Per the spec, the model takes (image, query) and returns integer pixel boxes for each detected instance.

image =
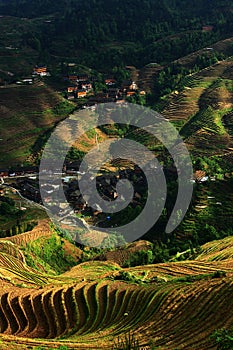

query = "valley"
[0,1,233,349]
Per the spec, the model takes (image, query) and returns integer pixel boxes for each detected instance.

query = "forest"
[0,0,232,69]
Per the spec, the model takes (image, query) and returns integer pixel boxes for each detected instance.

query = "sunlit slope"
[161,60,233,160]
[0,233,233,349]
[1,277,233,349]
[196,235,233,262]
[0,85,75,167]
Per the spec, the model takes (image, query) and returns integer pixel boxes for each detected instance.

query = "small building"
[68,75,78,82]
[202,25,214,32]
[81,82,93,91]
[105,78,116,86]
[122,80,138,92]
[67,85,77,93]
[77,74,89,82]
[0,169,9,177]
[130,81,138,90]
[33,65,47,77]
[88,94,115,104]
[194,170,207,183]
[67,94,75,100]
[126,90,136,97]
[107,87,120,99]
[139,90,146,95]
[22,78,33,84]
[76,89,87,98]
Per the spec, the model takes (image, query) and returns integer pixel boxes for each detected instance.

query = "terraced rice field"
[159,60,233,160]
[162,75,214,124]
[1,220,53,247]
[0,233,233,349]
[0,85,75,167]
[196,236,233,261]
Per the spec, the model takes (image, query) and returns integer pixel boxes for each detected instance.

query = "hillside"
[195,235,233,262]
[0,230,232,348]
[0,84,75,167]
[161,59,233,160]
[0,0,232,71]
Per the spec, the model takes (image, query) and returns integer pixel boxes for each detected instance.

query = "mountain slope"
[0,231,233,348]
[0,84,75,167]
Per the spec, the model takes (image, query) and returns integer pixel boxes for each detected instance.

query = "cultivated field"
[0,225,233,349]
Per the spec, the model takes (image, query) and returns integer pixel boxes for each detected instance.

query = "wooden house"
[33,66,47,76]
[194,170,207,182]
[68,75,78,82]
[77,89,87,98]
[67,85,77,93]
[122,80,138,92]
[0,169,9,177]
[107,87,120,99]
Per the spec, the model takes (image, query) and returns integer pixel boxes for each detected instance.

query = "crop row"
[0,275,233,349]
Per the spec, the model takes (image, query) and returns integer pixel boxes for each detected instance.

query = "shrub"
[212,270,227,278]
[123,249,154,267]
[211,328,233,349]
[114,271,142,284]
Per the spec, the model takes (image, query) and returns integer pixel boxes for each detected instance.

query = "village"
[0,156,216,231]
[12,63,147,103]
[0,161,149,225]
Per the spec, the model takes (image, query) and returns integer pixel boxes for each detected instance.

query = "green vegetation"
[0,193,41,237]
[0,2,232,350]
[0,196,21,216]
[211,328,233,349]
[123,250,154,267]
[0,0,232,72]
[23,234,77,274]
[181,106,226,139]
[113,271,143,285]
[175,270,226,283]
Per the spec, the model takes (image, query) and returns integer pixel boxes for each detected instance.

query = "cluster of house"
[193,170,216,183]
[65,73,146,103]
[65,73,93,99]
[15,62,146,103]
[0,166,38,178]
[16,65,50,85]
[33,65,50,77]
[60,165,146,221]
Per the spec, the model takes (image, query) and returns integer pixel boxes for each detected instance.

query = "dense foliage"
[0,0,232,69]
